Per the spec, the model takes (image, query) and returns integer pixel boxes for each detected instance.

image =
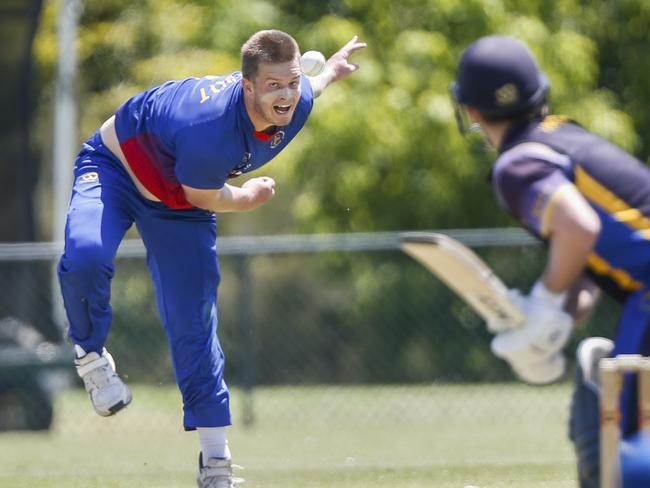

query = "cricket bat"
[400,232,524,332]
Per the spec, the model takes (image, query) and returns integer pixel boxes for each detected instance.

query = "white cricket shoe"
[74,347,132,416]
[197,454,244,488]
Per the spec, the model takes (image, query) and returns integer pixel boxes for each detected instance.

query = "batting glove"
[491,280,573,384]
[508,351,567,385]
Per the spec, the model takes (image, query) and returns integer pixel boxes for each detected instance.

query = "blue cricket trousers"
[612,288,650,437]
[58,131,231,430]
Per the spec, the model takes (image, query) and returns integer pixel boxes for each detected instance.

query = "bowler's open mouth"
[273,104,291,115]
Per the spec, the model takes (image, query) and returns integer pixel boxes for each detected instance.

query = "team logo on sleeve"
[539,115,568,133]
[270,131,285,149]
[80,172,99,183]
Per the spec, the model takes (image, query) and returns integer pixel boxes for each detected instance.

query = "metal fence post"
[52,0,82,335]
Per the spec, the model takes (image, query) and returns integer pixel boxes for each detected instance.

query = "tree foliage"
[30,0,648,382]
[33,0,648,237]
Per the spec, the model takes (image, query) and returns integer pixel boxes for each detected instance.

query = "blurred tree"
[0,0,42,242]
[585,1,650,154]
[0,0,49,341]
[32,0,645,237]
[27,0,648,383]
[288,0,639,234]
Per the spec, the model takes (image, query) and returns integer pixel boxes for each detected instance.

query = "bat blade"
[400,232,524,332]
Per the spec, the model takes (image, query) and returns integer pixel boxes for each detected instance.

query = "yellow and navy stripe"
[498,116,650,297]
[575,165,646,292]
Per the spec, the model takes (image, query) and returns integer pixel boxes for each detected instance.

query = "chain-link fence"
[0,229,621,432]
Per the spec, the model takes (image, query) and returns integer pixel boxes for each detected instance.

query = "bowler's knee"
[58,244,115,286]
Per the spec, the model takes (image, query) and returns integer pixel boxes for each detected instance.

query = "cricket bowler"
[57,30,365,487]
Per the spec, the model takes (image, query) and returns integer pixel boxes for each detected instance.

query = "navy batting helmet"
[451,35,549,119]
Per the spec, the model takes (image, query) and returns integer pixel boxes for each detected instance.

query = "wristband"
[531,280,566,307]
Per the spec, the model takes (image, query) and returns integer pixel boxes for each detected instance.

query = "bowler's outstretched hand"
[310,36,366,97]
[326,35,367,82]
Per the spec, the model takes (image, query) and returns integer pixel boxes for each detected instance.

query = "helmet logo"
[494,83,519,106]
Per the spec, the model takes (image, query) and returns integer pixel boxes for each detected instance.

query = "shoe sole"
[94,388,133,417]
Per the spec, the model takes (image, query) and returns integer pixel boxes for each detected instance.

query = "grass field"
[0,383,578,487]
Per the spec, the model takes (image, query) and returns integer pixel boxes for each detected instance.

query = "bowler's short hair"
[241,30,300,80]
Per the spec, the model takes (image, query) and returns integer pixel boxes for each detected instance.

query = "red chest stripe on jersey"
[254,130,275,141]
[120,138,193,209]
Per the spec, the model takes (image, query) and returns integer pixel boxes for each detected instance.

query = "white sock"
[198,426,230,461]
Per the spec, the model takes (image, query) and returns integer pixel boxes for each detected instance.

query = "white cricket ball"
[300,50,326,76]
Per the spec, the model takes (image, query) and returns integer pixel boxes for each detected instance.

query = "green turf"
[0,383,578,487]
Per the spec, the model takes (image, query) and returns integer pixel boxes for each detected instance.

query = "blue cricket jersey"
[492,115,650,300]
[113,71,314,209]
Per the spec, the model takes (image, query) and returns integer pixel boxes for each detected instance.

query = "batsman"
[451,35,650,486]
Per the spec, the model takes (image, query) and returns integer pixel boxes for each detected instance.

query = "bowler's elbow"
[182,185,219,211]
